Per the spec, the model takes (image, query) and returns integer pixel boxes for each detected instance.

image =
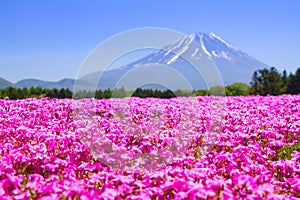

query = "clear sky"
[1,0,299,83]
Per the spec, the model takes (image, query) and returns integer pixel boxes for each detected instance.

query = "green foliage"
[132,88,176,98]
[0,87,72,99]
[277,135,300,160]
[250,67,283,95]
[112,87,127,98]
[225,82,250,96]
[0,87,191,99]
[210,85,226,96]
[194,89,210,96]
[287,68,300,94]
[250,67,300,95]
[174,90,193,97]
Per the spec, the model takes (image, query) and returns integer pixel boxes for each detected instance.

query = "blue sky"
[0,0,299,83]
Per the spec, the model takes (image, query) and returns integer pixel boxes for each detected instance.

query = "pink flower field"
[0,95,300,199]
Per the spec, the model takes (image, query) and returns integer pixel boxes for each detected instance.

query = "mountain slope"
[13,32,268,90]
[0,77,14,89]
[15,78,93,90]
[81,32,268,90]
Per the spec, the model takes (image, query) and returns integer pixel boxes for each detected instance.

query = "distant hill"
[15,78,93,91]
[3,32,269,91]
[0,77,14,89]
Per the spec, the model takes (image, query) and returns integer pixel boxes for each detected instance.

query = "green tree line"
[0,87,195,99]
[250,67,300,95]
[0,87,73,99]
[0,66,299,99]
[0,85,248,99]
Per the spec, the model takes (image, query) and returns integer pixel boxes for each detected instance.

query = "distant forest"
[250,67,300,95]
[1,66,299,99]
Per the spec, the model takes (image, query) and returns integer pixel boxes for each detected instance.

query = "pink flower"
[1,176,18,196]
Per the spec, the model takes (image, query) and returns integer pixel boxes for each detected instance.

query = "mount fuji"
[12,32,269,91]
[81,32,268,90]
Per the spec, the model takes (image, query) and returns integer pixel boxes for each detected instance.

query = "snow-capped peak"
[186,32,237,51]
[199,34,212,57]
[85,31,269,88]
[208,32,237,50]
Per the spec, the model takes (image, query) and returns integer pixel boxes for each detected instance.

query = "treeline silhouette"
[0,87,182,99]
[0,87,73,99]
[0,84,249,99]
[250,67,300,95]
[74,88,180,99]
[0,66,299,99]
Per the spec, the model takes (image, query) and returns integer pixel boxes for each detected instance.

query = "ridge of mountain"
[3,32,269,90]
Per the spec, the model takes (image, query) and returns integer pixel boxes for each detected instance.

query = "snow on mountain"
[13,32,268,91]
[81,32,269,90]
